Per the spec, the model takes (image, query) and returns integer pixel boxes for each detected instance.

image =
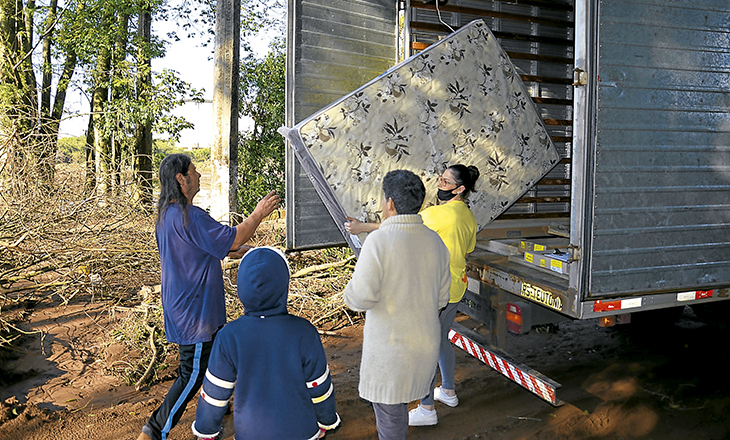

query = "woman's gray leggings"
[420,301,459,406]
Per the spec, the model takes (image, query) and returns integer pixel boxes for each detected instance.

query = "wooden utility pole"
[133,8,153,207]
[211,0,240,224]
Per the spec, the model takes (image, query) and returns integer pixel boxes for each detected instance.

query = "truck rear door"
[577,0,730,303]
[285,0,397,251]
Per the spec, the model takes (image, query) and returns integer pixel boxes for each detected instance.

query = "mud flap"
[450,322,563,406]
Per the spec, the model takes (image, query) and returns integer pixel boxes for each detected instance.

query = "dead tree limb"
[135,323,158,391]
[291,255,356,279]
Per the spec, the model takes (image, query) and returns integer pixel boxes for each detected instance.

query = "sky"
[58,14,276,150]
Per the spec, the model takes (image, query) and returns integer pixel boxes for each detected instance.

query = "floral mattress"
[279,19,560,253]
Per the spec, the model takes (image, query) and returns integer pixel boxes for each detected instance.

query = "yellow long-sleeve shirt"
[420,200,477,303]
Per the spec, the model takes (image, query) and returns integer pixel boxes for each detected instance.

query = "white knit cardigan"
[344,214,451,404]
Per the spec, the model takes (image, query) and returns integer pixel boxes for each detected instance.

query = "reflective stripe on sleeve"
[318,412,342,430]
[191,421,220,438]
[306,366,330,389]
[311,383,334,404]
[200,390,229,408]
[205,370,235,389]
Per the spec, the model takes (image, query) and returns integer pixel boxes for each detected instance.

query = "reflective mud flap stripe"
[449,322,563,407]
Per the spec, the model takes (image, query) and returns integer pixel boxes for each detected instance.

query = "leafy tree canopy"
[237,36,285,215]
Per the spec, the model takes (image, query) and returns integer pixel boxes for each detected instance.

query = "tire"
[691,302,730,328]
[630,306,685,328]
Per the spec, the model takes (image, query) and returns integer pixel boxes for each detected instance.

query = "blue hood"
[237,247,290,317]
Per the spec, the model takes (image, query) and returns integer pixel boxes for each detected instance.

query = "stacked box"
[523,249,570,275]
[518,238,568,253]
[519,240,549,253]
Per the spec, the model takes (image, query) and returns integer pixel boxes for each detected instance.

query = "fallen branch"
[69,398,93,413]
[507,415,542,421]
[1,319,45,337]
[0,232,28,249]
[318,330,346,337]
[135,323,158,391]
[0,259,56,282]
[311,303,347,326]
[0,334,22,348]
[1,280,70,297]
[291,255,356,279]
[0,162,160,321]
[0,319,46,352]
[222,259,240,270]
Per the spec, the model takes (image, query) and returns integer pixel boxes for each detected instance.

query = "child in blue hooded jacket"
[191,246,341,439]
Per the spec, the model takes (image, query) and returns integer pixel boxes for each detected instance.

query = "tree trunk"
[92,40,112,198]
[39,0,55,119]
[49,51,78,145]
[110,12,129,194]
[0,0,15,106]
[37,0,58,184]
[19,0,37,117]
[84,93,95,194]
[0,0,39,188]
[132,4,153,208]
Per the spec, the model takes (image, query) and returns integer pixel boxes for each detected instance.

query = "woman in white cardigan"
[344,170,451,440]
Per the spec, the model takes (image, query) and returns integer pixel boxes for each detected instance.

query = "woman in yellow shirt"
[345,164,480,427]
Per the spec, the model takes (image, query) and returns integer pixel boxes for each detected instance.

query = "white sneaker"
[434,386,459,407]
[408,405,438,426]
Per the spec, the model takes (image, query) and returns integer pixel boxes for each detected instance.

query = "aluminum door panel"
[588,0,730,296]
[286,0,397,251]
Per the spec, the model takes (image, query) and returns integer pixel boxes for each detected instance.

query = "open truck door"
[284,0,398,251]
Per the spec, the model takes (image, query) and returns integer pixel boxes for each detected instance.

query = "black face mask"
[437,188,458,201]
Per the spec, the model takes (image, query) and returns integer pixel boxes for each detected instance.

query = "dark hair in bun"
[448,164,480,198]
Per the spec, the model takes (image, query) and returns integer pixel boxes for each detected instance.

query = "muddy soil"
[2,296,730,440]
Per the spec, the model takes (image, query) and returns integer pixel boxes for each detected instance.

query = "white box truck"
[284,0,730,405]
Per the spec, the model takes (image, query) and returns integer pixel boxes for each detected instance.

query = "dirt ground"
[2,294,730,440]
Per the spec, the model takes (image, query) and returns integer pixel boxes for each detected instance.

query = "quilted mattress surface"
[279,19,560,252]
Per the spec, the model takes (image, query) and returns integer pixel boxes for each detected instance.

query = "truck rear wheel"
[630,306,685,328]
[691,302,730,328]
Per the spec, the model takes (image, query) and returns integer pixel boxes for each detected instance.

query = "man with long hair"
[138,153,280,440]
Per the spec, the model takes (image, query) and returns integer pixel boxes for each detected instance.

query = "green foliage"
[0,0,206,192]
[151,140,210,171]
[236,38,285,215]
[56,136,210,168]
[188,148,211,163]
[154,139,177,153]
[161,0,285,52]
[102,68,204,145]
[57,136,87,163]
[151,70,205,141]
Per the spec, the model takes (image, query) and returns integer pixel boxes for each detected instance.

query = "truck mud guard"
[450,322,562,407]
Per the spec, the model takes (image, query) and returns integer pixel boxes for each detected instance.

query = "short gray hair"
[382,170,425,215]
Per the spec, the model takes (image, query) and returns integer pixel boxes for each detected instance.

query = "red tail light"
[507,303,525,334]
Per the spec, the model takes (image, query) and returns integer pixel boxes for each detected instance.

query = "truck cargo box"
[286,0,730,320]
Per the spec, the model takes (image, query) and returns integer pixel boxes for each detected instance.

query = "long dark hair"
[156,154,192,227]
[448,164,480,199]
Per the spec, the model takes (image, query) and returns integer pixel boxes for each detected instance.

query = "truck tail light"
[598,314,631,327]
[507,302,530,334]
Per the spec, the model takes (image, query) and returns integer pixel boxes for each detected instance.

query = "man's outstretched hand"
[253,191,281,220]
[231,191,282,251]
